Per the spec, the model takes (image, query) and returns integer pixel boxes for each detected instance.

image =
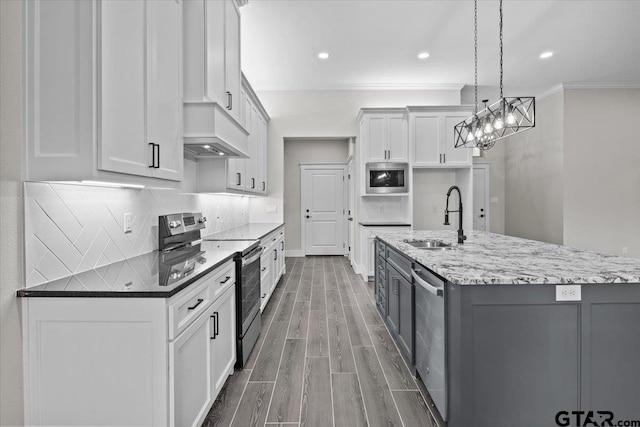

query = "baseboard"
[285,250,305,257]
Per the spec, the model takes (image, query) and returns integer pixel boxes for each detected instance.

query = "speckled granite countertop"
[374,230,640,285]
[17,241,257,298]
[203,223,284,241]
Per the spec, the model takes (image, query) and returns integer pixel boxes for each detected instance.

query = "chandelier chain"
[499,0,503,99]
[474,0,478,114]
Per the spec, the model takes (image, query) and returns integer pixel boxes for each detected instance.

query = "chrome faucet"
[444,185,467,244]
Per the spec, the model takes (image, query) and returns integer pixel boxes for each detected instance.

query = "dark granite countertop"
[17,240,257,298]
[202,223,284,241]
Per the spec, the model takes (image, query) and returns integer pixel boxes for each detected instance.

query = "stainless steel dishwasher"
[412,267,447,421]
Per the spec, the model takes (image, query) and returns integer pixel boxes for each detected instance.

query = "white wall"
[412,170,458,230]
[0,1,25,424]
[505,90,565,244]
[563,88,640,257]
[283,139,349,252]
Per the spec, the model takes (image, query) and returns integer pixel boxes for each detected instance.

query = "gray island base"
[373,230,640,427]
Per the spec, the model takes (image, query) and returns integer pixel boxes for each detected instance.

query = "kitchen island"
[373,230,640,427]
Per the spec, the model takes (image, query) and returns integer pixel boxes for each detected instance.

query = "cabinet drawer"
[212,260,236,299]
[387,246,412,281]
[168,277,213,340]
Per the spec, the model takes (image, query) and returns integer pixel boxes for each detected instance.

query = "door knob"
[480,214,485,218]
[306,215,311,219]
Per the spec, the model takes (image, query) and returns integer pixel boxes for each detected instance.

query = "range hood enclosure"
[183,102,249,158]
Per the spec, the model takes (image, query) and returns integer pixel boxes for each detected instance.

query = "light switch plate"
[123,213,133,233]
[556,284,581,301]
[267,205,277,214]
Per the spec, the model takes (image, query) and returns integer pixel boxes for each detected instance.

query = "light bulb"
[506,113,516,125]
[484,121,493,134]
[494,116,504,130]
[467,132,475,142]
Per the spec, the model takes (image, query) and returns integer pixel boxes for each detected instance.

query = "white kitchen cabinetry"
[359,110,408,163]
[183,0,248,159]
[22,261,237,427]
[194,75,269,195]
[25,0,183,185]
[259,227,285,311]
[360,225,412,280]
[408,107,473,167]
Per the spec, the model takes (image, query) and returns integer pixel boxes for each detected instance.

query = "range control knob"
[169,220,182,229]
[198,216,207,223]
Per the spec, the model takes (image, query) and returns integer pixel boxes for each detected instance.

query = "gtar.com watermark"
[556,411,640,427]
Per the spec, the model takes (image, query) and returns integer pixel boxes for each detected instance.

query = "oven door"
[366,162,408,194]
[240,247,262,335]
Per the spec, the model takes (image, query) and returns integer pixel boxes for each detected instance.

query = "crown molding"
[562,82,640,90]
[252,82,465,92]
[537,84,565,100]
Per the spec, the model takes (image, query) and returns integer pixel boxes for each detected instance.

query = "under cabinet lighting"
[80,180,145,189]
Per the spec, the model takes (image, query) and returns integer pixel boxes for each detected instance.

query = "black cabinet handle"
[236,173,241,186]
[262,181,265,191]
[281,241,284,250]
[226,91,232,110]
[149,143,155,168]
[221,276,231,284]
[274,249,277,260]
[188,298,204,310]
[261,267,266,272]
[214,312,219,337]
[251,178,255,189]
[148,143,159,168]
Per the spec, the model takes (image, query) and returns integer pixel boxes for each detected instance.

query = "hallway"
[201,256,438,427]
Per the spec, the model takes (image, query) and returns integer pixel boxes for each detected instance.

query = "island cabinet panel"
[581,285,640,420]
[447,283,640,427]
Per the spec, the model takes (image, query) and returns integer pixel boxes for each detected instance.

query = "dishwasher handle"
[412,269,444,297]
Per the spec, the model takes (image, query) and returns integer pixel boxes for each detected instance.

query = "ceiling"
[240,0,640,94]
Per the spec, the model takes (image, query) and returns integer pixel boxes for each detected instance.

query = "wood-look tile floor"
[202,256,442,427]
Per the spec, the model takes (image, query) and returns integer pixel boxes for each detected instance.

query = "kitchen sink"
[403,239,456,250]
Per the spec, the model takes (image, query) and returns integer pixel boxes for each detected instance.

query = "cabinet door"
[411,113,441,166]
[397,273,414,361]
[99,0,150,177]
[170,307,212,427]
[224,0,241,122]
[387,114,408,162]
[386,265,400,336]
[210,286,236,398]
[365,115,387,162]
[442,113,472,166]
[260,255,271,311]
[258,115,268,193]
[205,0,226,104]
[246,104,260,192]
[148,0,183,181]
[271,247,280,290]
[227,157,246,190]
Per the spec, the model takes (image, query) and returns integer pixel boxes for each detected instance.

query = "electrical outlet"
[267,205,277,214]
[123,213,133,234]
[556,285,581,301]
[378,205,384,212]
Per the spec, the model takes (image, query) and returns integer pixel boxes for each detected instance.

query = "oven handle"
[242,246,263,266]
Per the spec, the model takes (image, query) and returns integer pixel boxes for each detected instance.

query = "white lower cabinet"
[259,227,285,311]
[22,261,237,427]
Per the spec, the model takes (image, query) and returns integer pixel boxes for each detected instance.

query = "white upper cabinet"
[25,0,184,185]
[360,111,408,163]
[409,107,473,167]
[224,1,242,122]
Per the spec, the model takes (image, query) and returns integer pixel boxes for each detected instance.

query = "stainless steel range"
[159,213,262,369]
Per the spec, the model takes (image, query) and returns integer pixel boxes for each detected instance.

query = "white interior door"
[302,166,346,255]
[472,166,489,231]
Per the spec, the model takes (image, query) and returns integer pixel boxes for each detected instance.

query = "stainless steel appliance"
[230,243,262,368]
[365,162,409,194]
[412,267,447,421]
[159,213,262,369]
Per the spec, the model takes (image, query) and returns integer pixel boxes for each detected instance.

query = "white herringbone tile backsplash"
[24,182,250,287]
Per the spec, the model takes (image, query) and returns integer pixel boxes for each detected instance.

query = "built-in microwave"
[366,162,409,194]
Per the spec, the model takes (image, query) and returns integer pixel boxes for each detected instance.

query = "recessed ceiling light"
[417,52,430,59]
[540,51,553,59]
[318,52,329,59]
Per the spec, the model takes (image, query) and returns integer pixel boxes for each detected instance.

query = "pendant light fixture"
[454,0,535,150]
